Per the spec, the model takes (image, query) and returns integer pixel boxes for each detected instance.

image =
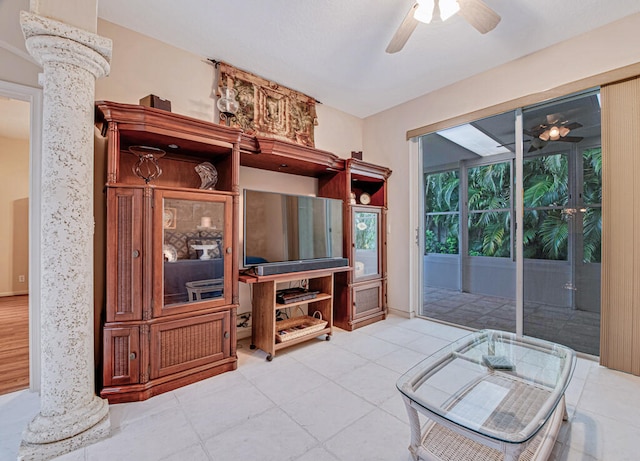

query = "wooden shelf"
[275,292,332,309]
[273,327,332,352]
[239,266,350,284]
[241,270,338,361]
[240,136,345,178]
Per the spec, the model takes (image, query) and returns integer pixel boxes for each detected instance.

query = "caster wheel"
[326,335,331,341]
[266,354,273,362]
[249,344,256,350]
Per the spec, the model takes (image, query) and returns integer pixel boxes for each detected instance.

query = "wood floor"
[0,295,29,395]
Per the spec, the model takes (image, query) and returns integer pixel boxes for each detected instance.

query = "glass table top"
[396,329,576,444]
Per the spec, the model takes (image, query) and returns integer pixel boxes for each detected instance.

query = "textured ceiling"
[97,0,640,118]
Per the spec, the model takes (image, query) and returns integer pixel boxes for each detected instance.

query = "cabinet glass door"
[156,190,232,316]
[353,207,381,281]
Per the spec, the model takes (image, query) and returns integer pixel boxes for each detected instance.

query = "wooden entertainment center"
[95,101,390,401]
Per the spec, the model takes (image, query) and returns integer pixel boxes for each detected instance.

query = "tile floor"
[1,316,639,461]
[423,287,601,356]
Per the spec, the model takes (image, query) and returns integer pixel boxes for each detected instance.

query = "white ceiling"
[1,0,639,140]
[96,0,640,118]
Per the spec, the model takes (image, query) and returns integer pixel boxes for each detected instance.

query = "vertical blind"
[601,76,640,376]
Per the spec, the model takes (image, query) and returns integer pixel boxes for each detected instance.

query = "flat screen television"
[243,189,346,275]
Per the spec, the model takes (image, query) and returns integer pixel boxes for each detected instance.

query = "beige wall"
[29,0,98,33]
[95,20,364,159]
[0,136,30,296]
[0,0,40,87]
[363,12,640,315]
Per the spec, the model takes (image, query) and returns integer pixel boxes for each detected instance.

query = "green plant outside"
[424,148,602,262]
[467,162,511,257]
[425,171,459,254]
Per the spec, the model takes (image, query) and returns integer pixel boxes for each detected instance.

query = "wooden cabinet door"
[106,187,144,322]
[352,206,383,282]
[103,326,140,386]
[153,190,234,317]
[352,280,383,320]
[149,311,231,379]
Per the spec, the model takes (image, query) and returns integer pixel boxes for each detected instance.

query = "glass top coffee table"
[396,329,576,461]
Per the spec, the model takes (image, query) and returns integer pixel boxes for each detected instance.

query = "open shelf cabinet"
[240,267,349,360]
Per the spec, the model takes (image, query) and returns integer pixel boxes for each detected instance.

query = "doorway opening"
[0,80,42,394]
[0,95,30,394]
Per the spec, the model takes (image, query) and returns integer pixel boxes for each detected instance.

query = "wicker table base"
[402,394,567,461]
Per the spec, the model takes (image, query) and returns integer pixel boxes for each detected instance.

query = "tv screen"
[243,189,344,269]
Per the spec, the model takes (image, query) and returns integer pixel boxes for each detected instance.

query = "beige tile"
[85,407,200,461]
[249,360,330,406]
[335,361,401,406]
[292,343,369,380]
[375,346,426,374]
[280,381,374,442]
[159,443,210,461]
[324,408,414,461]
[203,407,316,461]
[295,446,340,461]
[337,332,401,360]
[178,375,274,440]
[2,317,639,461]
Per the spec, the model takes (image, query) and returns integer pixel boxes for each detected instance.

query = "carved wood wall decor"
[217,62,318,147]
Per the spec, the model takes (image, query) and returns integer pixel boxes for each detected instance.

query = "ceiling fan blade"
[563,122,582,131]
[523,128,542,138]
[386,2,420,53]
[457,0,501,34]
[558,136,584,143]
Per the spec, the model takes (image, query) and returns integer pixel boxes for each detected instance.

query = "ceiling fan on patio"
[524,115,583,151]
[386,0,501,53]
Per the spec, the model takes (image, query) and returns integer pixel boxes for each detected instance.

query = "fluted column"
[19,11,112,461]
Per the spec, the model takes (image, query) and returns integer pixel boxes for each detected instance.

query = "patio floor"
[422,287,601,356]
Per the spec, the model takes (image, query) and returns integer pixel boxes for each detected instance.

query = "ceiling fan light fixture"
[414,0,435,24]
[439,0,460,21]
[549,126,561,141]
[559,126,571,137]
[539,130,551,142]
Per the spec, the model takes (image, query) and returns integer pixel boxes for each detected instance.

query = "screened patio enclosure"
[421,90,602,356]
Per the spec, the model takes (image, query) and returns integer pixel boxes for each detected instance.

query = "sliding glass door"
[522,92,601,355]
[422,110,517,332]
[420,89,601,356]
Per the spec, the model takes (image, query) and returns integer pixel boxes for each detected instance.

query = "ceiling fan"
[386,0,501,53]
[524,115,583,151]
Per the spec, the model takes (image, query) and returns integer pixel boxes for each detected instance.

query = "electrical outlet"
[18,275,25,283]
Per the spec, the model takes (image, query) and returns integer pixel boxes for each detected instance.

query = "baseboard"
[236,327,251,340]
[387,307,412,319]
[0,290,29,297]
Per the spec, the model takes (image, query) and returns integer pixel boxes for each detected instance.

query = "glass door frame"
[414,91,600,341]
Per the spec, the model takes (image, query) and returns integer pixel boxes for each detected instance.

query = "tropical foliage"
[582,147,602,263]
[522,154,569,260]
[467,163,511,257]
[424,171,459,254]
[424,148,602,262]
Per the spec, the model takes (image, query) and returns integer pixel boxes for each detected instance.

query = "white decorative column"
[19,11,112,461]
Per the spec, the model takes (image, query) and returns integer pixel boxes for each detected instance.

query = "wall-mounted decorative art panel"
[216,61,318,147]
